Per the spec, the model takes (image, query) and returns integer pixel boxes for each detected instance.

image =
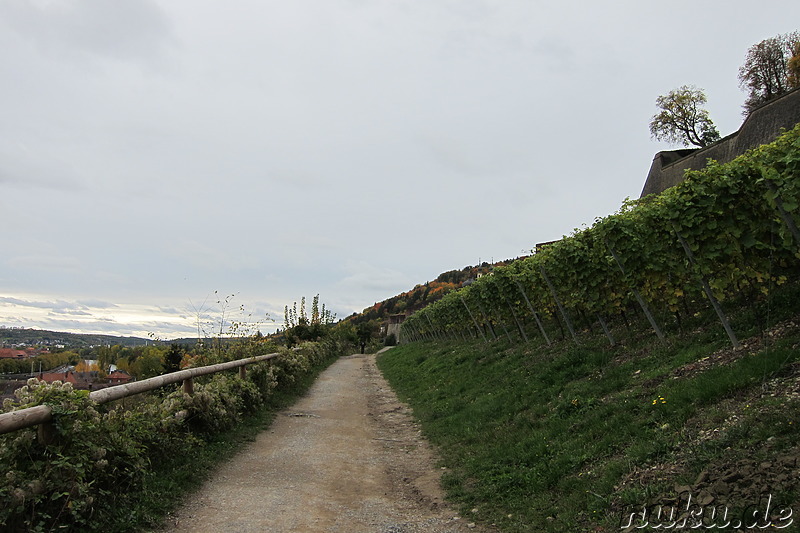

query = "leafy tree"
[788,39,800,89]
[649,85,720,147]
[355,321,379,353]
[164,344,184,373]
[739,31,800,114]
[136,350,166,379]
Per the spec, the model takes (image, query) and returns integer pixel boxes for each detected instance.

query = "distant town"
[0,327,164,402]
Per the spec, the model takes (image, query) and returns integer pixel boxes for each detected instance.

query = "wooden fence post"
[38,421,57,446]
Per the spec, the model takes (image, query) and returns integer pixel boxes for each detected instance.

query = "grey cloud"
[531,37,576,71]
[6,256,82,273]
[0,297,121,318]
[37,317,192,338]
[157,306,183,315]
[77,299,119,310]
[0,170,83,192]
[334,262,414,295]
[0,0,173,65]
[0,296,74,310]
[0,148,87,193]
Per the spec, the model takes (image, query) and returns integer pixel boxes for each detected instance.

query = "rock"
[697,490,715,506]
[711,480,730,495]
[722,472,743,483]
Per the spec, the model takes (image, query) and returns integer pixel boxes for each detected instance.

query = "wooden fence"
[0,351,282,438]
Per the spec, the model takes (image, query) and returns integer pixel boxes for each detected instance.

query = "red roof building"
[107,370,133,385]
[0,348,30,359]
[36,371,78,385]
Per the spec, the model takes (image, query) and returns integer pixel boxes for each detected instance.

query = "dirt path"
[158,352,490,533]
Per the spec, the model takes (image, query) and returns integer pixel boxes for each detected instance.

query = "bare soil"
[157,351,491,533]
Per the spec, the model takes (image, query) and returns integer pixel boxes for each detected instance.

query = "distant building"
[0,349,29,360]
[107,370,133,385]
[36,371,78,386]
[386,314,406,343]
[535,240,559,252]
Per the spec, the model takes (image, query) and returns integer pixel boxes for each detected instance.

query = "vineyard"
[379,123,800,531]
[401,123,800,349]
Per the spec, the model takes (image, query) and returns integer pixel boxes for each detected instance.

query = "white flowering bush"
[0,379,151,531]
[170,375,244,434]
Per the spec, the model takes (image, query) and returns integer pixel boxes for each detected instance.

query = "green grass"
[377,286,800,532]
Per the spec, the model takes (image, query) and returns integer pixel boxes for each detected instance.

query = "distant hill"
[345,257,527,326]
[0,327,152,348]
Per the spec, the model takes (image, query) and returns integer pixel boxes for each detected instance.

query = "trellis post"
[515,280,551,346]
[540,266,579,344]
[672,223,740,349]
[606,242,665,340]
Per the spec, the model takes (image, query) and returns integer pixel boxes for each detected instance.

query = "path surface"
[158,352,490,533]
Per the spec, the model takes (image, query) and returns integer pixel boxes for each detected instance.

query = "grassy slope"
[377,284,800,532]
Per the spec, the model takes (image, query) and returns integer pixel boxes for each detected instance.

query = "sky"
[1,0,798,340]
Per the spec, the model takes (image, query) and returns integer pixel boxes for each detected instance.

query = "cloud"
[0,0,174,65]
[5,255,82,273]
[0,142,87,193]
[0,295,203,338]
[0,167,84,192]
[77,299,118,309]
[168,240,261,272]
[333,261,416,313]
[0,296,73,310]
[49,308,92,317]
[530,36,576,72]
[0,297,118,318]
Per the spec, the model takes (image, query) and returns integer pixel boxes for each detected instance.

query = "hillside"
[0,327,151,348]
[378,299,800,531]
[346,257,526,327]
[376,124,800,531]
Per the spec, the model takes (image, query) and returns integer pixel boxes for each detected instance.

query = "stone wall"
[640,89,800,197]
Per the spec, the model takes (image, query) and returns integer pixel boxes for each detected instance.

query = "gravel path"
[157,351,492,533]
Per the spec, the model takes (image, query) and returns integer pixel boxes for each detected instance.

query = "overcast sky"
[1,0,798,339]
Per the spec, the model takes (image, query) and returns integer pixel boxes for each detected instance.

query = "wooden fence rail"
[0,351,282,436]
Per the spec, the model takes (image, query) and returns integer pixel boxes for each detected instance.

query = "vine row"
[401,124,800,347]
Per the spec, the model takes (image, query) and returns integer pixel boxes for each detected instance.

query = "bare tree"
[649,85,720,148]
